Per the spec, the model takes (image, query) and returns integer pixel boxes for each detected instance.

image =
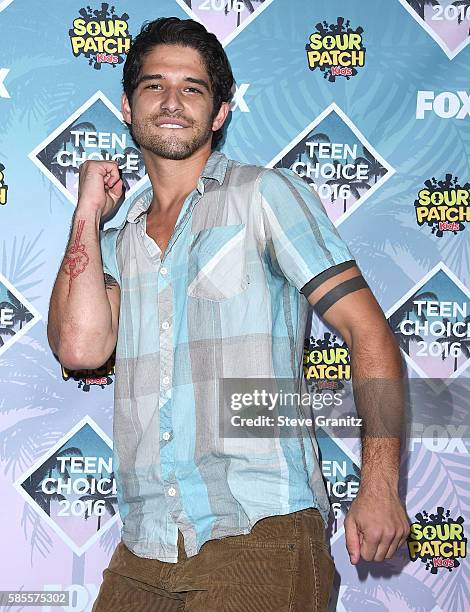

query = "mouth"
[158,123,187,129]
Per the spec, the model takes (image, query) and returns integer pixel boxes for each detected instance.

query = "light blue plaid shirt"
[100,150,354,561]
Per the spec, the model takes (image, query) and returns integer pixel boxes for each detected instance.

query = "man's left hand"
[344,485,410,564]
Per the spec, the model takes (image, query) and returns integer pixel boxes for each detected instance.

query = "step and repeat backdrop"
[1,0,469,610]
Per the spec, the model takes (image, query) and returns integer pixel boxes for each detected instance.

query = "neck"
[142,144,212,214]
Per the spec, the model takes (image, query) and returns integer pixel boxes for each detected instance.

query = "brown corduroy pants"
[92,507,335,612]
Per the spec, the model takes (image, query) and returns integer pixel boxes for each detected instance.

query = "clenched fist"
[76,160,124,217]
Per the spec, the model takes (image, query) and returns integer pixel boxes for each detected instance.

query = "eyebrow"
[137,73,211,93]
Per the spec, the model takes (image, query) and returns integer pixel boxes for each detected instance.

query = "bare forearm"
[350,325,405,491]
[47,206,113,369]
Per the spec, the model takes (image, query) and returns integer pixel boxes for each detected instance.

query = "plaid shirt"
[100,150,354,561]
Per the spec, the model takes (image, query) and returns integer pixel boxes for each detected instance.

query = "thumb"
[344,515,361,565]
[108,178,124,203]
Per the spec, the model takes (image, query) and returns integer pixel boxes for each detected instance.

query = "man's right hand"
[77,160,124,217]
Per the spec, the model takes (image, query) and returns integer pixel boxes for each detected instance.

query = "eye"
[145,83,161,90]
[185,87,202,94]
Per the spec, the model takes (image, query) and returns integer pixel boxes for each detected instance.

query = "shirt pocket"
[187,223,249,301]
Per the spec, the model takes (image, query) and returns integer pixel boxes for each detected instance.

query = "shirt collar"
[126,150,229,224]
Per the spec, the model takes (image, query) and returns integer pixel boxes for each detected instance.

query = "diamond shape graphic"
[0,0,14,12]
[175,0,275,47]
[267,103,395,227]
[317,430,361,545]
[398,0,470,60]
[14,416,119,556]
[386,262,470,386]
[0,273,41,356]
[29,90,146,206]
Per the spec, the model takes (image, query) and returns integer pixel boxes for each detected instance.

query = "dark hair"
[122,17,234,149]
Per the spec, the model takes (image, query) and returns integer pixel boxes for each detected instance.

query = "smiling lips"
[156,118,190,129]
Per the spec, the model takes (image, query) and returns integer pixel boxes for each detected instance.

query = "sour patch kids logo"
[415,174,470,236]
[69,3,131,69]
[408,507,466,573]
[306,17,366,81]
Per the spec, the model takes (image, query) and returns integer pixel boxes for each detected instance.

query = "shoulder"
[259,166,302,191]
[225,158,301,192]
[258,166,317,206]
[222,155,311,199]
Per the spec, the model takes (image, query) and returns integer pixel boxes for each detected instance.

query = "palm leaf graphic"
[1,232,45,300]
[406,0,440,20]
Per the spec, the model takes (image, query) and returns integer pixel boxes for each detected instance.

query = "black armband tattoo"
[300,260,356,297]
[313,275,369,317]
[104,273,118,289]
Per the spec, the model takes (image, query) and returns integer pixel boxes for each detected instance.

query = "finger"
[108,179,123,203]
[106,162,120,182]
[373,530,396,562]
[397,522,411,552]
[108,173,122,189]
[99,161,120,180]
[384,531,404,560]
[344,516,361,565]
[360,528,382,562]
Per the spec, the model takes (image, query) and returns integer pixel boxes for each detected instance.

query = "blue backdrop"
[1,1,469,610]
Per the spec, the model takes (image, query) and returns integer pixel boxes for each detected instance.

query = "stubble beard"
[130,113,214,160]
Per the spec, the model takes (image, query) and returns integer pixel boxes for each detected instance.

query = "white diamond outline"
[13,415,119,557]
[174,0,276,47]
[398,0,470,60]
[28,90,147,206]
[317,429,361,546]
[266,102,396,227]
[0,0,14,12]
[385,261,470,389]
[0,272,41,357]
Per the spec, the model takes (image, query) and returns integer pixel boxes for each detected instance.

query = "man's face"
[122,44,227,160]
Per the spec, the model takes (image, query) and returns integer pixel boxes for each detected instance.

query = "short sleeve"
[99,226,121,286]
[259,167,355,294]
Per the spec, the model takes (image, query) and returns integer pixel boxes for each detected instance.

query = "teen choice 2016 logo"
[305,17,366,81]
[69,3,131,69]
[408,507,467,573]
[415,174,470,236]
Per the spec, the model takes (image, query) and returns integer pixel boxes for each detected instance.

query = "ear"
[121,93,132,125]
[211,101,230,133]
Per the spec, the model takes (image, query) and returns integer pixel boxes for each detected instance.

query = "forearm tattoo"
[62,219,90,291]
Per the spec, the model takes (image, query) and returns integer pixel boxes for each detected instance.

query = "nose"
[160,87,184,114]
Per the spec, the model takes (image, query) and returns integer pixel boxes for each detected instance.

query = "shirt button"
[168,487,176,497]
[162,431,171,441]
[161,321,170,330]
[162,376,170,385]
[160,266,168,275]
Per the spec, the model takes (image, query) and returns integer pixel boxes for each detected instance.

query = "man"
[47,16,410,612]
